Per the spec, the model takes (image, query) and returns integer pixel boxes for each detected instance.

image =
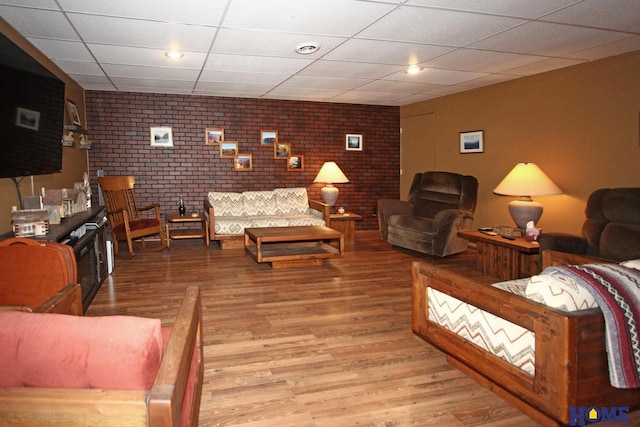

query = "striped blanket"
[545,264,640,388]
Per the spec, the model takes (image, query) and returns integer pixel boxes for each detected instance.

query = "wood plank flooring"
[85,231,628,427]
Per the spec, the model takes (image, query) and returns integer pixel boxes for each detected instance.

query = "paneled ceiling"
[2,0,639,106]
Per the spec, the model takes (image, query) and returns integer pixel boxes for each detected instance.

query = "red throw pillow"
[0,311,162,390]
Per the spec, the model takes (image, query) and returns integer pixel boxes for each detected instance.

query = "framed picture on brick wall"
[150,127,173,147]
[261,130,277,145]
[234,154,252,171]
[346,134,362,151]
[205,127,224,145]
[220,141,238,158]
[287,155,304,171]
[274,142,290,159]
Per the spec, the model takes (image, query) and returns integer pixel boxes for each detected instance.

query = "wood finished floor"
[86,231,550,426]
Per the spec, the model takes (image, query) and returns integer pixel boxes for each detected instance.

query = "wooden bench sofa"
[412,250,640,426]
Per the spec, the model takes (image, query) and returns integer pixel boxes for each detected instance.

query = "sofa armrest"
[204,198,216,239]
[541,250,611,269]
[148,285,203,427]
[309,199,331,225]
[34,283,83,315]
[432,209,474,231]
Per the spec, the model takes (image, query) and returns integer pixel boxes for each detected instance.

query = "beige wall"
[401,50,640,235]
[0,19,88,235]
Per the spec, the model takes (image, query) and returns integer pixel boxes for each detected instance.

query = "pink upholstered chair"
[0,286,203,427]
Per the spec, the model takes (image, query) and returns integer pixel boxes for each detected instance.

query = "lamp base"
[321,185,339,208]
[508,198,543,230]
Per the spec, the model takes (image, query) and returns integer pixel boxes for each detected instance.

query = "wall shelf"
[64,124,87,134]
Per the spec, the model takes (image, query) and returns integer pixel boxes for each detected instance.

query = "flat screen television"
[0,32,65,179]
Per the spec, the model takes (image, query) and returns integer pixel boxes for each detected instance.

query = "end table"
[166,212,209,248]
[458,230,540,280]
[329,212,362,245]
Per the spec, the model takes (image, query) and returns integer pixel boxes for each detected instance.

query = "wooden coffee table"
[244,225,344,269]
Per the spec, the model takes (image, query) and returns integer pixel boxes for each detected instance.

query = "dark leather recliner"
[538,187,640,262]
[378,171,478,257]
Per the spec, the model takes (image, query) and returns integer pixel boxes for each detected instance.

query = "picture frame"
[346,134,363,151]
[460,130,483,153]
[150,127,173,147]
[261,130,278,145]
[274,142,290,159]
[220,141,238,158]
[65,98,82,127]
[234,154,253,171]
[287,155,304,171]
[15,107,40,131]
[205,128,224,145]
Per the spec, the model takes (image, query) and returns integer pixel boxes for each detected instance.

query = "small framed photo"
[234,154,253,171]
[287,155,304,171]
[261,130,278,145]
[460,130,483,153]
[346,134,363,151]
[205,128,224,145]
[274,142,291,159]
[65,98,82,127]
[220,141,238,158]
[150,127,173,147]
[15,107,40,131]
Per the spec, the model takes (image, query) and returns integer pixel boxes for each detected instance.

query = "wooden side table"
[166,212,209,248]
[329,212,362,244]
[458,230,540,280]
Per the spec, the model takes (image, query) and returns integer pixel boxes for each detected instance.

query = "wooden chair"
[98,176,167,258]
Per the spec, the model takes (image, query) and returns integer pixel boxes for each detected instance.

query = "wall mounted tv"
[0,32,65,179]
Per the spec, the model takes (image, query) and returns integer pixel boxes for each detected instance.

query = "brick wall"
[86,91,400,230]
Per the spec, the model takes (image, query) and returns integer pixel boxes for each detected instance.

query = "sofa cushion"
[524,273,598,312]
[621,259,640,270]
[242,191,277,216]
[208,192,244,216]
[0,311,163,390]
[274,187,310,215]
[214,216,254,235]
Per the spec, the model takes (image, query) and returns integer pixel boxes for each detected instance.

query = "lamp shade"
[493,163,562,229]
[313,162,349,184]
[493,163,562,197]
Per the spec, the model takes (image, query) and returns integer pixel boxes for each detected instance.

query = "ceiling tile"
[358,5,525,45]
[541,0,640,32]
[67,14,217,51]
[423,48,546,73]
[300,60,405,79]
[385,68,488,85]
[203,53,313,74]
[501,57,587,76]
[87,44,207,69]
[470,21,631,56]
[222,0,396,37]
[0,6,78,39]
[57,0,228,25]
[212,28,345,58]
[405,0,580,19]
[322,38,454,65]
[27,38,94,61]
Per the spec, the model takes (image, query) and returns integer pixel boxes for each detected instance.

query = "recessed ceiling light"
[165,51,184,59]
[295,42,320,55]
[405,64,423,75]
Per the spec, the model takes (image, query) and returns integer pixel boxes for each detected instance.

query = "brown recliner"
[378,171,478,257]
[538,187,640,262]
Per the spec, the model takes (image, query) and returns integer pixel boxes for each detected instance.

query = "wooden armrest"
[204,198,216,238]
[137,203,161,213]
[541,250,612,269]
[309,199,330,225]
[148,286,203,427]
[34,283,83,315]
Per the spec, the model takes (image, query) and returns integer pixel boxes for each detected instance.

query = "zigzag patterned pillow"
[208,192,244,217]
[524,272,598,312]
[274,187,309,215]
[242,191,277,216]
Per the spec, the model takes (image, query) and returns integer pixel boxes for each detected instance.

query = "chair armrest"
[537,233,588,254]
[377,199,413,241]
[148,286,203,427]
[432,209,474,231]
[34,283,83,315]
[309,199,331,225]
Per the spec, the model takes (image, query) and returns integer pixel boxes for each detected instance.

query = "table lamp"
[314,161,349,209]
[493,162,562,229]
